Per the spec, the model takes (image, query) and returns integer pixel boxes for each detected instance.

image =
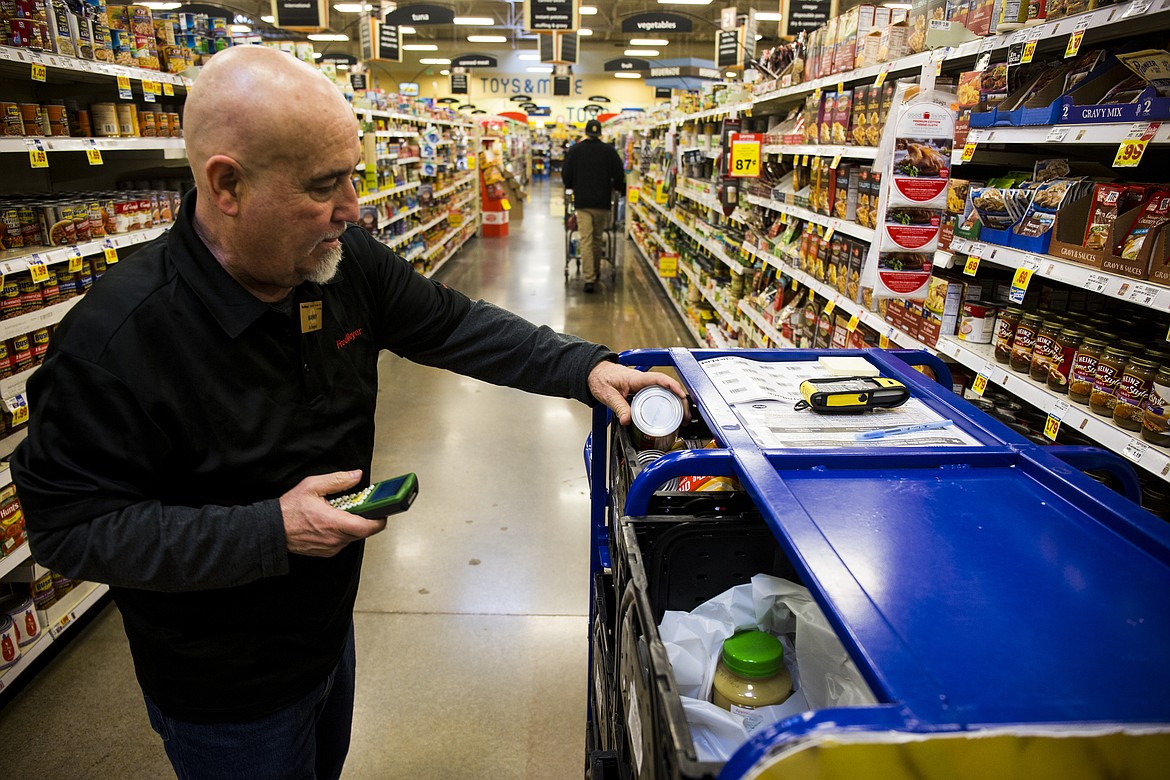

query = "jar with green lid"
[711,630,792,714]
[1142,364,1170,447]
[1069,336,1109,404]
[1090,345,1133,416]
[1009,313,1044,373]
[1047,326,1085,393]
[993,307,1023,364]
[1114,356,1160,431]
[1029,317,1067,383]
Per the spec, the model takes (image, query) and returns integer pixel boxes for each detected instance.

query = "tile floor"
[0,177,695,779]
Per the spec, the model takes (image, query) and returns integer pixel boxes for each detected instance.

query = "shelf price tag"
[1123,439,1148,463]
[1046,126,1070,143]
[1021,39,1038,64]
[874,62,891,87]
[117,74,133,99]
[1009,256,1041,303]
[658,252,678,278]
[466,154,476,170]
[1127,282,1159,306]
[31,61,46,82]
[1124,0,1153,18]
[1113,121,1161,168]
[628,187,640,205]
[823,226,836,242]
[975,39,994,73]
[1065,17,1090,58]
[823,298,837,317]
[143,81,157,102]
[879,330,891,349]
[69,252,83,273]
[27,257,49,283]
[6,394,29,428]
[1083,272,1109,293]
[971,363,992,397]
[163,81,174,96]
[27,139,47,169]
[829,154,842,169]
[729,133,762,178]
[1043,401,1070,441]
[103,240,119,265]
[963,254,980,276]
[85,139,103,166]
[960,140,978,163]
[847,313,860,332]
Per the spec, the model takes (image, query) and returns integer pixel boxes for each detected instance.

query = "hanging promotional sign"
[451,72,469,94]
[525,0,578,32]
[716,29,742,69]
[554,76,572,96]
[350,73,367,91]
[358,13,374,61]
[384,4,455,25]
[376,20,400,62]
[620,12,692,33]
[604,57,650,72]
[271,0,328,30]
[783,0,833,36]
[451,54,499,69]
[539,31,577,64]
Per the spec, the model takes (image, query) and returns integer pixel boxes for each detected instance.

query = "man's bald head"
[184,46,356,187]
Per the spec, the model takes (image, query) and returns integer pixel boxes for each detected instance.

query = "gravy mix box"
[819,93,836,152]
[866,83,884,146]
[852,85,870,145]
[834,7,861,74]
[832,89,852,145]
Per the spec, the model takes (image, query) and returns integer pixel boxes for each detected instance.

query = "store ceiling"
[228,2,795,70]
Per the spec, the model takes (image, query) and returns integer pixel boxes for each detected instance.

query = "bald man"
[12,46,684,780]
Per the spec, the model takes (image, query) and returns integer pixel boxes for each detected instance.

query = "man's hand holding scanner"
[280,470,385,557]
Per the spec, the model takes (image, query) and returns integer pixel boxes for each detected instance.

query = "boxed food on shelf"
[831,90,853,145]
[908,0,946,53]
[0,482,26,558]
[1050,187,1170,279]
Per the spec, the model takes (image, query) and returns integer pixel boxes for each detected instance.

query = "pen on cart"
[855,419,955,441]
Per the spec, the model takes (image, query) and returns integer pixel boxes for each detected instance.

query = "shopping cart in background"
[564,189,622,284]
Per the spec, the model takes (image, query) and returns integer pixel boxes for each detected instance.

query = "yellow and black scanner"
[794,376,910,413]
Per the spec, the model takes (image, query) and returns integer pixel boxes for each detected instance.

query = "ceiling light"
[755,11,782,20]
[140,1,180,8]
[884,2,913,8]
[615,72,642,79]
[399,26,415,33]
[337,63,350,70]
[260,14,274,22]
[419,58,451,64]
[578,28,592,35]
[625,49,658,56]
[402,43,438,50]
[518,54,540,61]
[657,0,712,4]
[725,71,737,78]
[312,52,322,58]
[440,69,449,75]
[527,66,553,73]
[630,39,668,46]
[229,23,251,33]
[580,5,598,14]
[307,33,349,41]
[467,35,507,43]
[332,3,372,12]
[454,16,494,25]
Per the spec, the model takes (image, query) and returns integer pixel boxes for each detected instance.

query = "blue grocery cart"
[584,347,1170,779]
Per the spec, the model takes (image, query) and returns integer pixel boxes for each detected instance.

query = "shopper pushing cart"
[561,118,625,293]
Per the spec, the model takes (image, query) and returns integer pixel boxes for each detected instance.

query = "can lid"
[631,386,683,438]
[722,630,784,678]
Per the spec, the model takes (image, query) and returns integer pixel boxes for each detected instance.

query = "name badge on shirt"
[300,300,323,334]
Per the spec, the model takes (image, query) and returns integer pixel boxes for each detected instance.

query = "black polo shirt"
[11,191,474,721]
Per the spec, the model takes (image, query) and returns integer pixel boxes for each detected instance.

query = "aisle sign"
[117,75,132,99]
[31,62,46,82]
[1113,121,1161,168]
[728,133,762,178]
[659,251,679,278]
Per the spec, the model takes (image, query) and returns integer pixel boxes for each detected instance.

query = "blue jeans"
[144,625,356,780]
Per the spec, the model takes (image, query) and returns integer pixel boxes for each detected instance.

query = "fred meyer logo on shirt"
[336,328,363,350]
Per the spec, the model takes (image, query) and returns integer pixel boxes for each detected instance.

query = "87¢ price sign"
[728,133,762,179]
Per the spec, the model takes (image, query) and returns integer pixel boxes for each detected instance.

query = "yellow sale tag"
[467,155,477,170]
[823,299,837,316]
[830,154,842,169]
[500,198,511,211]
[816,224,824,236]
[971,373,988,397]
[163,82,175,96]
[658,252,678,278]
[31,62,46,82]
[28,260,49,282]
[656,184,667,204]
[29,147,48,168]
[104,245,119,264]
[1012,266,1034,291]
[801,155,809,166]
[11,402,29,427]
[1114,122,1160,168]
[86,146,103,165]
[961,141,977,163]
[837,81,845,95]
[628,187,639,205]
[875,65,890,87]
[847,313,860,332]
[117,75,132,99]
[1021,40,1037,64]
[1065,30,1084,58]
[879,333,890,349]
[1043,414,1061,441]
[729,136,762,178]
[824,226,835,242]
[69,254,83,273]
[964,254,980,276]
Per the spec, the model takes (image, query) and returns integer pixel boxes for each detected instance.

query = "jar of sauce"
[1047,327,1084,394]
[993,306,1023,364]
[1069,336,1109,405]
[711,630,792,714]
[1009,313,1044,373]
[1141,365,1170,447]
[1089,345,1133,417]
[1029,317,1067,383]
[1114,356,1160,432]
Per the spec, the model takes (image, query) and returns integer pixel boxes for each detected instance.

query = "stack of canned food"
[0,98,182,139]
[992,306,1170,448]
[0,189,180,252]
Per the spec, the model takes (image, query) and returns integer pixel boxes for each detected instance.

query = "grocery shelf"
[936,336,1170,483]
[0,428,26,461]
[379,206,420,229]
[0,364,35,404]
[0,296,83,344]
[677,178,750,224]
[763,144,879,160]
[955,122,1170,164]
[0,137,186,154]
[370,129,420,138]
[0,44,192,88]
[0,226,167,276]
[357,180,420,205]
[737,300,795,348]
[0,543,30,580]
[432,173,477,199]
[627,236,701,347]
[353,107,471,129]
[640,193,748,275]
[940,240,1170,314]
[0,581,110,694]
[746,193,876,243]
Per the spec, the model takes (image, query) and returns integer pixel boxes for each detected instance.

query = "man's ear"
[202,154,244,217]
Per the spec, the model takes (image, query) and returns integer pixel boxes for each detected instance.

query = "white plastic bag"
[659,574,877,761]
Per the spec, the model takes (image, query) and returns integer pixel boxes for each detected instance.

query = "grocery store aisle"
[0,178,693,778]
